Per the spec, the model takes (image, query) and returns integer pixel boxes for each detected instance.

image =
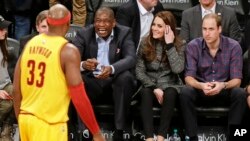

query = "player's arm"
[13,57,22,119]
[60,43,105,141]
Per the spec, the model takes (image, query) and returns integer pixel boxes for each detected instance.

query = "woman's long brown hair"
[143,11,183,62]
[0,35,8,67]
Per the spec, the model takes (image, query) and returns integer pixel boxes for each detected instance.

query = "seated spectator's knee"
[180,86,195,99]
[0,101,13,121]
[114,71,134,85]
[247,96,250,108]
[140,88,153,101]
[231,88,246,101]
[0,101,13,111]
[163,87,178,101]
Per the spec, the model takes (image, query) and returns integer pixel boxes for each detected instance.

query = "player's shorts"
[18,114,67,141]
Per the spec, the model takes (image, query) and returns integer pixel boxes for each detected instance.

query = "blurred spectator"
[3,0,49,40]
[180,13,246,141]
[180,0,242,44]
[49,0,87,26]
[135,11,185,141]
[0,15,14,141]
[72,0,87,26]
[30,0,49,31]
[19,10,49,55]
[84,0,102,26]
[72,7,136,141]
[116,0,164,51]
[49,0,72,12]
[6,0,32,40]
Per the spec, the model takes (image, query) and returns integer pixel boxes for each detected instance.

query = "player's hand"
[153,88,164,104]
[93,132,106,141]
[164,25,175,44]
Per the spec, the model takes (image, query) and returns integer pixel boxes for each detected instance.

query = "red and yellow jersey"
[20,33,70,123]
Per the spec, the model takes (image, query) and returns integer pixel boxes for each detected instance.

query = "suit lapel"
[109,39,116,64]
[90,39,98,58]
[215,4,223,14]
[215,4,223,19]
[133,0,141,47]
[195,5,203,36]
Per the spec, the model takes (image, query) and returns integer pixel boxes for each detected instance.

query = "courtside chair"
[7,37,20,80]
[65,24,82,42]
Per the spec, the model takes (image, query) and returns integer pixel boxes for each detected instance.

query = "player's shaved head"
[48,4,69,20]
[47,4,71,36]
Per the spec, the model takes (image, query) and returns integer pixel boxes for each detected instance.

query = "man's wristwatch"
[223,82,228,89]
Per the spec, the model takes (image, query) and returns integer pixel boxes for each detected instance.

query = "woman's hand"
[164,25,175,44]
[0,90,12,100]
[153,88,164,104]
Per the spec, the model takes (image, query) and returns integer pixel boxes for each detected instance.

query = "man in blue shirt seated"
[180,13,247,141]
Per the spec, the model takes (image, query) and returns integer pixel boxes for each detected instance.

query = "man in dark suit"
[180,0,242,44]
[116,0,164,50]
[72,7,136,141]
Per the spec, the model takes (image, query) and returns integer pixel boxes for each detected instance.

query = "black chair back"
[7,37,20,80]
[217,0,249,30]
[65,24,82,42]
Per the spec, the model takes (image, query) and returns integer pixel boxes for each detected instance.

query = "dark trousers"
[82,70,135,130]
[179,86,247,137]
[0,83,13,123]
[140,87,178,138]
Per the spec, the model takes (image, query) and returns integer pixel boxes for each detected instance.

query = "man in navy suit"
[116,0,164,50]
[72,7,136,141]
[180,0,242,44]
